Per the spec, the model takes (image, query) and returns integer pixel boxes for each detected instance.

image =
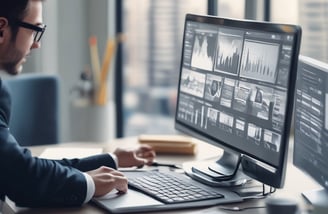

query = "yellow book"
[138,134,197,155]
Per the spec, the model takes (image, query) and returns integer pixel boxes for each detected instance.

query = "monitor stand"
[302,188,328,206]
[183,150,249,187]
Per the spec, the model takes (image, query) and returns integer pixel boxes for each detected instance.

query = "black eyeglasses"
[16,21,47,42]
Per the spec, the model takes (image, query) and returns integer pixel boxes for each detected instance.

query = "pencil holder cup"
[69,101,116,142]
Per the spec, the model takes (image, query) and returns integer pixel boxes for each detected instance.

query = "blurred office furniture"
[3,73,60,146]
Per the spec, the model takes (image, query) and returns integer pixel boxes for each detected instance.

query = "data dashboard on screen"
[294,55,328,203]
[175,14,301,188]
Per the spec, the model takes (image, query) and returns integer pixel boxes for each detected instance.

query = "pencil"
[89,36,101,102]
[96,37,116,105]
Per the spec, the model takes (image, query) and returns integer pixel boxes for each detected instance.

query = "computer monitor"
[294,55,328,204]
[175,14,301,188]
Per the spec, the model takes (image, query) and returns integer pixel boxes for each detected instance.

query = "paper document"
[39,147,103,159]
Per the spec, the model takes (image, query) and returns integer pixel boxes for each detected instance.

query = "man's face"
[0,0,43,75]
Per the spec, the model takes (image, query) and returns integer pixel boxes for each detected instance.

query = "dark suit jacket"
[0,78,116,207]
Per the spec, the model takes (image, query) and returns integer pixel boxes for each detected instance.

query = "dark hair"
[0,0,31,40]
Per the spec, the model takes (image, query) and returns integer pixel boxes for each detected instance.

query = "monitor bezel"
[175,14,302,188]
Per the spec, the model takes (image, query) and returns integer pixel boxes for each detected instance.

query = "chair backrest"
[3,73,60,146]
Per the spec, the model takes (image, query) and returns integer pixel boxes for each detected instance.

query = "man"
[0,0,155,208]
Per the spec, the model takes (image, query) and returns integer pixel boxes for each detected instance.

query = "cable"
[262,183,276,196]
[270,186,276,194]
[219,184,272,212]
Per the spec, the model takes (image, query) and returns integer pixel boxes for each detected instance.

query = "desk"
[3,137,320,214]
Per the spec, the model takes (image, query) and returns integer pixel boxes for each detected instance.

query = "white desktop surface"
[3,136,320,214]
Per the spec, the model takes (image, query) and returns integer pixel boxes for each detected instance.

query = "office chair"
[3,73,60,146]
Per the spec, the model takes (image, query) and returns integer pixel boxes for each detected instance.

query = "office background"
[18,0,327,142]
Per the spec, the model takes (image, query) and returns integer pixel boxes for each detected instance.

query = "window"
[120,0,246,136]
[272,0,328,63]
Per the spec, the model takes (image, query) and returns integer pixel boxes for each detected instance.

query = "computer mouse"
[265,197,299,214]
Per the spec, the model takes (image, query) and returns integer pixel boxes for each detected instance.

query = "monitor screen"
[294,55,328,204]
[175,14,301,188]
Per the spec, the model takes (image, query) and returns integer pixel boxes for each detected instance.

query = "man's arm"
[0,129,87,207]
[56,153,117,171]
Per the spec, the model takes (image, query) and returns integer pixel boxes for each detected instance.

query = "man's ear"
[0,17,9,43]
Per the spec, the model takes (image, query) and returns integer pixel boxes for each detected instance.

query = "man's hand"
[114,144,156,168]
[86,166,128,197]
